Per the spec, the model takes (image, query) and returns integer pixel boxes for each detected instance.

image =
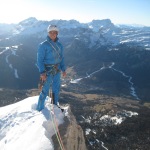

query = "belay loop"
[45,64,60,75]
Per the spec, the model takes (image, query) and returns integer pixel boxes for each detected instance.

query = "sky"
[0,0,150,26]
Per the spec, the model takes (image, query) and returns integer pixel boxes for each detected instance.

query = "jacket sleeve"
[37,43,46,74]
[60,45,66,72]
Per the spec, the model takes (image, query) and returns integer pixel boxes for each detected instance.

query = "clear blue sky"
[0,0,150,26]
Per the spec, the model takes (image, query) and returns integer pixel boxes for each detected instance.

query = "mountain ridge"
[0,17,150,99]
[0,17,150,150]
[0,17,150,101]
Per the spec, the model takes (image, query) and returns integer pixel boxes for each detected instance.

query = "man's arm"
[37,43,46,74]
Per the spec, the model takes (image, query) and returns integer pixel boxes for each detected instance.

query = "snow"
[1,46,20,79]
[70,78,83,83]
[85,128,91,135]
[14,69,19,78]
[0,96,67,150]
[70,66,105,84]
[70,62,139,100]
[0,48,9,55]
[110,62,140,100]
[101,141,108,150]
[100,110,138,126]
[146,48,150,50]
[61,84,67,87]
[12,45,18,49]
[1,18,149,49]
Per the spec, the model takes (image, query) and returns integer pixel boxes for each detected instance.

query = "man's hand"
[62,71,67,78]
[40,73,47,81]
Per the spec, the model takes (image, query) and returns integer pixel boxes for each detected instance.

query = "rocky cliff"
[52,107,87,150]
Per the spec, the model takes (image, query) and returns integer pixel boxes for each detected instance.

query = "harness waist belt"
[45,64,60,75]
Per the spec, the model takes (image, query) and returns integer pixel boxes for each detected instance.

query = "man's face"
[49,31,58,41]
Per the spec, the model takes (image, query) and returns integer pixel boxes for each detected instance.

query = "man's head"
[47,25,59,41]
[47,25,59,33]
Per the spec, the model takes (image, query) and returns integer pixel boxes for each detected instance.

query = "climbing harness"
[38,64,60,91]
[45,64,60,75]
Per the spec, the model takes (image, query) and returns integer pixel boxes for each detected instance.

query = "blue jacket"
[37,36,66,74]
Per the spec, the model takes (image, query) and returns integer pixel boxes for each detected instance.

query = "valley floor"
[1,88,150,150]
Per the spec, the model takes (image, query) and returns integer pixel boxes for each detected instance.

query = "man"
[36,25,66,111]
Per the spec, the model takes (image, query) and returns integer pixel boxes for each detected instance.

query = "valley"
[0,18,150,150]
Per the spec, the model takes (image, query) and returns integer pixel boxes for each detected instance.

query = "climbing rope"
[49,89,65,150]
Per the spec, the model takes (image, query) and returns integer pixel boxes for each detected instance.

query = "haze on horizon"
[0,0,150,26]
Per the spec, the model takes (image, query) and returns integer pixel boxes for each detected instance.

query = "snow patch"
[0,96,67,150]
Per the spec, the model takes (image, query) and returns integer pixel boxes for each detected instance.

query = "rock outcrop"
[52,107,87,150]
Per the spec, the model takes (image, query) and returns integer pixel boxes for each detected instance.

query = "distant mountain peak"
[91,19,112,24]
[19,17,38,25]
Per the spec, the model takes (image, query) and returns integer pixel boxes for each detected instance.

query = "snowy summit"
[0,96,66,150]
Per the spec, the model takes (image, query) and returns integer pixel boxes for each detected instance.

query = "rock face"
[60,91,150,150]
[52,107,87,150]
